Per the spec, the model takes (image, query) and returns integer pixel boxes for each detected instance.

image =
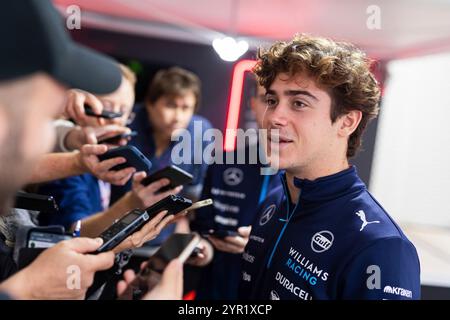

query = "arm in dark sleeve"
[339,237,421,300]
[38,175,102,229]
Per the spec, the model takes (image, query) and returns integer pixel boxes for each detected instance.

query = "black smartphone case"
[145,195,192,220]
[98,145,152,172]
[141,165,193,191]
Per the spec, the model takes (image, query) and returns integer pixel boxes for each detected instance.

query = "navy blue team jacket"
[192,146,280,299]
[239,166,420,300]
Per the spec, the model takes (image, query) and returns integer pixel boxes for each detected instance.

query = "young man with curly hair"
[239,34,420,300]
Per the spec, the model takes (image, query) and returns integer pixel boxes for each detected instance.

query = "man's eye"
[293,100,307,109]
[266,98,277,107]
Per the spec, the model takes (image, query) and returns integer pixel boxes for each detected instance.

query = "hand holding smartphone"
[97,145,152,172]
[96,209,150,253]
[122,233,201,300]
[94,197,212,254]
[202,229,239,239]
[141,165,193,192]
[98,131,137,145]
[84,105,123,119]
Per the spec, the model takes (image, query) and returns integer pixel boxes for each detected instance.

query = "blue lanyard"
[266,177,300,269]
[258,175,271,205]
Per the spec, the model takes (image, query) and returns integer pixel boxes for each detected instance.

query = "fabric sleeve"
[339,237,421,300]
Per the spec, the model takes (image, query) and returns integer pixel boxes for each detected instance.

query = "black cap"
[0,0,121,94]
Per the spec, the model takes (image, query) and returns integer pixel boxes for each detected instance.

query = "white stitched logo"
[356,210,380,231]
[223,167,244,186]
[383,285,412,298]
[311,230,334,253]
[259,204,276,226]
[270,290,280,300]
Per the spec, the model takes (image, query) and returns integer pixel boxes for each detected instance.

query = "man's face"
[0,73,65,212]
[83,76,135,127]
[263,73,342,174]
[18,74,66,177]
[250,84,267,128]
[146,91,196,140]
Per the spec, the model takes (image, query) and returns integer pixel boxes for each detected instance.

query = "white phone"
[184,198,213,213]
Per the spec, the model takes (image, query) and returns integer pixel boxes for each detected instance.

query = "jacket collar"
[279,165,366,213]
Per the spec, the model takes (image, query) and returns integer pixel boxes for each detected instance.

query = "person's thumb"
[87,251,115,271]
[238,226,252,238]
[81,144,108,156]
[82,127,98,145]
[160,258,183,298]
[64,237,104,253]
[132,171,147,184]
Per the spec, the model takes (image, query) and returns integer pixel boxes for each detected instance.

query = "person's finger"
[72,91,88,121]
[144,178,171,193]
[117,280,128,296]
[238,226,252,238]
[97,125,130,139]
[159,258,183,299]
[115,172,134,186]
[152,185,183,202]
[130,211,168,246]
[208,236,242,253]
[64,237,104,253]
[110,169,135,185]
[141,214,174,244]
[197,252,205,259]
[81,144,108,156]
[65,97,76,120]
[151,214,174,238]
[132,171,147,188]
[223,235,247,248]
[170,211,187,224]
[97,117,106,127]
[140,261,148,270]
[123,269,136,284]
[83,91,104,115]
[96,157,127,172]
[83,127,98,145]
[85,251,115,272]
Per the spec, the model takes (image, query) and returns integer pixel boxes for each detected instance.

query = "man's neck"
[146,109,170,157]
[152,132,170,157]
[285,158,349,204]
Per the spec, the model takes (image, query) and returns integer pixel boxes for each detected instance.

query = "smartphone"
[145,194,193,220]
[14,191,59,214]
[96,209,150,253]
[141,165,193,192]
[203,229,239,239]
[185,198,213,213]
[27,230,72,249]
[98,131,137,145]
[124,233,201,300]
[98,145,152,172]
[84,105,123,119]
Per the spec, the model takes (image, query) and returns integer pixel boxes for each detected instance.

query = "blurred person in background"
[110,67,213,247]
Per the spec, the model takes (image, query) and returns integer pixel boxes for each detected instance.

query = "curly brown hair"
[254,34,381,158]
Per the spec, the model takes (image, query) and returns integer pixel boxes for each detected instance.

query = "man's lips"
[268,135,294,143]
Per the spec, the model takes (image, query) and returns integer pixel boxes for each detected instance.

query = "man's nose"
[173,107,183,123]
[266,105,288,128]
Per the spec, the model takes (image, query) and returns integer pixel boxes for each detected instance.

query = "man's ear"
[0,107,8,146]
[249,97,257,113]
[338,110,362,138]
